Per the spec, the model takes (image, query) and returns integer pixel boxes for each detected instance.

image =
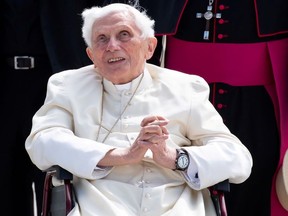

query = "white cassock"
[25,63,252,216]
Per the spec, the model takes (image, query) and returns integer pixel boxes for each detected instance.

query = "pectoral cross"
[196,0,222,40]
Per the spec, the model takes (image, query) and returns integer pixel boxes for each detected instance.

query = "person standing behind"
[0,0,105,215]
[160,1,288,216]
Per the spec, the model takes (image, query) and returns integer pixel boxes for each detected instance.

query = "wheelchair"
[41,166,230,216]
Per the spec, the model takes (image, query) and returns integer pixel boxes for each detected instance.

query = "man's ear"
[86,47,94,62]
[146,37,158,60]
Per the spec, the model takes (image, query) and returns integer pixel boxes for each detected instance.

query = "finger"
[147,122,169,136]
[142,132,168,140]
[138,136,168,146]
[139,133,158,141]
[149,120,169,126]
[141,115,168,126]
[161,126,169,135]
[142,124,164,135]
[140,116,158,126]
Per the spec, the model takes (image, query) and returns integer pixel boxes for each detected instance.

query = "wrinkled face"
[86,11,157,84]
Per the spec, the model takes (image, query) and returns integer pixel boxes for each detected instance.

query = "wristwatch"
[175,148,190,171]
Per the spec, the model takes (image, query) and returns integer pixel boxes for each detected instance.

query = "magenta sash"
[165,36,276,86]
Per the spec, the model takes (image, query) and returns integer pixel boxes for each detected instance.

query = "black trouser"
[0,56,52,216]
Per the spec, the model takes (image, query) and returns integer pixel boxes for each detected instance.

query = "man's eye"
[119,31,130,40]
[120,31,129,36]
[98,35,107,43]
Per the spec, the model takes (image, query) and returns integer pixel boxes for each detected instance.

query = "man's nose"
[106,38,120,52]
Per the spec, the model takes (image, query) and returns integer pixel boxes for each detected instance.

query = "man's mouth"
[108,57,125,63]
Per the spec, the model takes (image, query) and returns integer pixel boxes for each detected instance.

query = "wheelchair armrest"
[211,179,230,192]
[46,165,73,181]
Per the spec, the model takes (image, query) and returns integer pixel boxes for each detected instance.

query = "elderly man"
[25,3,252,216]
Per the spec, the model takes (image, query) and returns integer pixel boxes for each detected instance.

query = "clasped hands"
[98,115,177,170]
[136,115,177,169]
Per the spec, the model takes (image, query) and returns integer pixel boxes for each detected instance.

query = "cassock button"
[143,207,149,212]
[145,193,151,199]
[218,89,225,94]
[218,19,224,24]
[218,34,224,39]
[136,180,143,187]
[217,103,224,109]
[125,92,132,96]
[219,5,225,10]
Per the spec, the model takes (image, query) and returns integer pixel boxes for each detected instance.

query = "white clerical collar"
[114,82,131,91]
[103,71,147,95]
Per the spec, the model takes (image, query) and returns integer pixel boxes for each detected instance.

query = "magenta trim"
[165,36,278,86]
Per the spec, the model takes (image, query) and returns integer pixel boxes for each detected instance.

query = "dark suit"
[0,0,104,215]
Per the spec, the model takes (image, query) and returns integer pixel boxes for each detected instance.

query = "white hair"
[81,3,155,47]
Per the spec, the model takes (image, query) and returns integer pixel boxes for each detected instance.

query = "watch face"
[178,155,189,169]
